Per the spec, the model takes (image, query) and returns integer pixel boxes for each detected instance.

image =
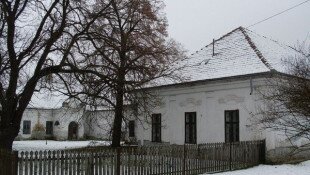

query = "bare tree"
[257,41,310,153]
[0,0,111,150]
[69,0,187,147]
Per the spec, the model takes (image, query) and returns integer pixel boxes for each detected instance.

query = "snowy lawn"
[13,140,111,151]
[202,161,310,175]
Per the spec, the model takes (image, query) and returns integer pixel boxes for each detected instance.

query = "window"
[46,121,53,135]
[128,120,135,137]
[185,112,196,144]
[152,114,161,142]
[54,121,60,126]
[23,120,31,134]
[225,110,239,143]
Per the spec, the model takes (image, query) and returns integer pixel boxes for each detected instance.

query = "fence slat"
[4,140,266,175]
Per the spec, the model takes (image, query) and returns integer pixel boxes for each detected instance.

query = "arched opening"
[68,122,78,140]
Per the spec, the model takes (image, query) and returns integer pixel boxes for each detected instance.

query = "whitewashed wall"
[18,107,86,140]
[52,107,85,140]
[136,77,286,151]
[18,105,129,141]
[83,110,114,140]
[18,108,54,139]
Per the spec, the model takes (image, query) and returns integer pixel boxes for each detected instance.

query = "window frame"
[23,120,31,135]
[46,121,54,135]
[224,110,240,143]
[128,120,135,137]
[185,112,197,144]
[151,114,161,142]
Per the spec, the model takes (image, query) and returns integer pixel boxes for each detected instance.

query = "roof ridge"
[192,26,300,57]
[191,26,244,56]
[244,28,300,53]
[239,27,274,71]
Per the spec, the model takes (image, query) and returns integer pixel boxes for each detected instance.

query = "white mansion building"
[18,27,308,160]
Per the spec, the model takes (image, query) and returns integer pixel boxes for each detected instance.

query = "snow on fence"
[1,140,266,175]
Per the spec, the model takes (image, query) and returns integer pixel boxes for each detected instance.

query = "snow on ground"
[203,161,310,175]
[13,140,111,151]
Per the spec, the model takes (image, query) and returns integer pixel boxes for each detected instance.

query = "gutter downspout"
[250,77,253,95]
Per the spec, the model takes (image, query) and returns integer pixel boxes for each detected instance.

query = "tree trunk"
[0,106,22,151]
[111,89,124,147]
[0,124,20,151]
[111,67,126,148]
[0,135,15,151]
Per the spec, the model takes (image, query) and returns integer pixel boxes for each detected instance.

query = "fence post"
[229,142,232,171]
[116,148,121,175]
[259,140,266,164]
[90,151,94,175]
[183,144,186,175]
[12,151,18,175]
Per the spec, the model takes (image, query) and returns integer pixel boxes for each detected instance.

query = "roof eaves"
[26,107,60,110]
[140,71,275,91]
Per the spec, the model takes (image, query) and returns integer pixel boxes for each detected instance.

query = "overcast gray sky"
[162,0,310,53]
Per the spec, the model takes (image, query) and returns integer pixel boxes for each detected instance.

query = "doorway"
[68,122,78,140]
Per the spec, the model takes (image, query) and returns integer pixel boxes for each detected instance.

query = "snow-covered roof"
[154,27,301,87]
[29,27,301,108]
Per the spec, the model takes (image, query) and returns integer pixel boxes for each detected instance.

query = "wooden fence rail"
[0,140,265,175]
